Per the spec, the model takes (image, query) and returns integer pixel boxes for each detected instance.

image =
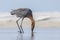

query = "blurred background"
[0,0,60,28]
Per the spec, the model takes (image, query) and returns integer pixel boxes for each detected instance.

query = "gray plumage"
[11,8,32,18]
[10,8,35,33]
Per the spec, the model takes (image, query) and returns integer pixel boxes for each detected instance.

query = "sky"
[0,0,60,12]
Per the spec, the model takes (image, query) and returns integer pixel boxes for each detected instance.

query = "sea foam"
[0,12,60,21]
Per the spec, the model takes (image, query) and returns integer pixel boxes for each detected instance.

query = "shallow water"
[0,27,60,40]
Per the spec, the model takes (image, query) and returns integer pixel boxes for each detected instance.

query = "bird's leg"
[16,18,22,33]
[20,17,24,33]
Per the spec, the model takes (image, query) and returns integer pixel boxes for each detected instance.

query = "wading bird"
[10,8,35,33]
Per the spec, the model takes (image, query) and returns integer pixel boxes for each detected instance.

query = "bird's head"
[10,9,16,15]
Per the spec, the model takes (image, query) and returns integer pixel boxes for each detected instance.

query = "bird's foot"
[22,31,24,33]
[18,31,24,33]
[18,31,22,33]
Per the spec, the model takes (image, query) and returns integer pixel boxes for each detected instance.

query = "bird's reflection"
[31,32,34,40]
[16,32,34,40]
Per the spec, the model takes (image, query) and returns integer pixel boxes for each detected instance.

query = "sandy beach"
[0,19,60,28]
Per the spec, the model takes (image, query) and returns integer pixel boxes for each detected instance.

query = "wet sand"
[0,27,60,40]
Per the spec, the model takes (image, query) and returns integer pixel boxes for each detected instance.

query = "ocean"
[0,12,60,21]
[0,12,50,21]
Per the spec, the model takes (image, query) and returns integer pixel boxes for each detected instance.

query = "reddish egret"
[10,8,35,33]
